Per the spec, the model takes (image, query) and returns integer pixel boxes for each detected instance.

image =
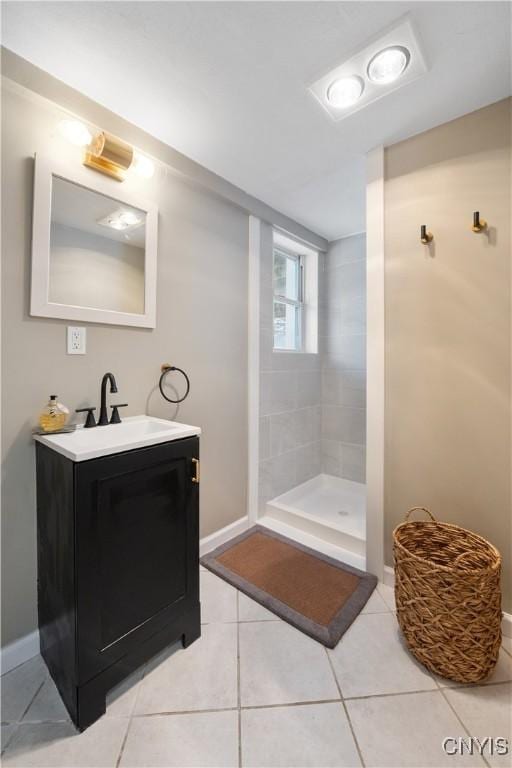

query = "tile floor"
[1,570,511,767]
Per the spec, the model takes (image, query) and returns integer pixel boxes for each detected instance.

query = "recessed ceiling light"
[97,210,143,232]
[367,46,410,85]
[309,15,426,122]
[326,76,364,109]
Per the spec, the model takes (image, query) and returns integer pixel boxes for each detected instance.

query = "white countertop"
[34,415,201,462]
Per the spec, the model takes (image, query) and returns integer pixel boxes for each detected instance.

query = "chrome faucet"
[98,372,118,426]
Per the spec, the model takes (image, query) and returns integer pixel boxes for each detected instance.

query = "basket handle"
[404,507,436,522]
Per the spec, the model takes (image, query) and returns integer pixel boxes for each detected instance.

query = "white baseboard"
[0,629,40,676]
[502,612,512,639]
[383,564,395,587]
[383,565,512,639]
[200,515,250,557]
[1,517,250,676]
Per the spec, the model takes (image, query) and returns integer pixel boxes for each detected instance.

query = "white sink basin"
[34,415,201,462]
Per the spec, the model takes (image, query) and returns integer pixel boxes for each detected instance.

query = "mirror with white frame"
[31,154,158,328]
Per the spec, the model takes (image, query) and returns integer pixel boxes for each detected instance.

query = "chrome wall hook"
[420,225,433,244]
[472,211,487,233]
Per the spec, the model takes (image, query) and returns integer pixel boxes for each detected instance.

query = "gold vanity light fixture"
[420,225,433,244]
[472,211,487,233]
[58,119,155,181]
[84,131,134,182]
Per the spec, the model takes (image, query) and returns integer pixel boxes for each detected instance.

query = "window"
[273,247,304,351]
[267,229,318,354]
[272,232,318,354]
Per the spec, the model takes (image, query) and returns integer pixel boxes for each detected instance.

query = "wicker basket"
[393,507,502,684]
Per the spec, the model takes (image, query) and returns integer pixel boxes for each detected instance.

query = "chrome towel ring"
[159,363,190,404]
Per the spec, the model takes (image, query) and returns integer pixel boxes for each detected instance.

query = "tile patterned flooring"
[1,570,511,767]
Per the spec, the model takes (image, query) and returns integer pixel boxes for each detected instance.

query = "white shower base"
[264,474,366,567]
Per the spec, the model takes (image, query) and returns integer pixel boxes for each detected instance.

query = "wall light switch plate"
[67,326,86,355]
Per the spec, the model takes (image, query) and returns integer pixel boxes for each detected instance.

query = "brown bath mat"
[201,525,377,648]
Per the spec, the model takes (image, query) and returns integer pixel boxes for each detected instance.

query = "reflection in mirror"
[49,176,146,314]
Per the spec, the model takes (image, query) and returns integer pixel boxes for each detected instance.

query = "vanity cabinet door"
[75,437,199,683]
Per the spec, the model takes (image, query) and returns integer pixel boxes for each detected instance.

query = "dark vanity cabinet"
[35,436,201,730]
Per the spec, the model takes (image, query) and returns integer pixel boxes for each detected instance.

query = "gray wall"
[1,81,252,647]
[258,223,321,511]
[320,234,366,482]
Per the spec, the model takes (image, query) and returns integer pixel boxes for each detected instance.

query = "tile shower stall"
[259,232,366,565]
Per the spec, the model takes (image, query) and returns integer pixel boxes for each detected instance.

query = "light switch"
[67,326,86,355]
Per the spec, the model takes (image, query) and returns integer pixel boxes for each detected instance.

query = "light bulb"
[58,119,92,147]
[367,46,410,85]
[132,152,155,178]
[326,76,364,109]
[117,211,140,227]
[107,218,125,231]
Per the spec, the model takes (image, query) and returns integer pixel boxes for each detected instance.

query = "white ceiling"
[2,2,511,240]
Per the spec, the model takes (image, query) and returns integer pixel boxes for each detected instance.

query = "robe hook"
[420,225,433,244]
[472,211,487,233]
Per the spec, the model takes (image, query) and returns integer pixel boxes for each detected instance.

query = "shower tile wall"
[258,228,366,513]
[258,224,321,513]
[320,234,366,482]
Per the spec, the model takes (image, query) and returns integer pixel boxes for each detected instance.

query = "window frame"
[272,244,305,352]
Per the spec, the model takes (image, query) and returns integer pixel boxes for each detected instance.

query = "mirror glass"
[49,176,146,314]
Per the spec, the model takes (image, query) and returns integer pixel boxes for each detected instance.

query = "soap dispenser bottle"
[38,395,70,433]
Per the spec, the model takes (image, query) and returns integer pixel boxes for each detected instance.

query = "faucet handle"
[109,404,128,425]
[76,407,96,429]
